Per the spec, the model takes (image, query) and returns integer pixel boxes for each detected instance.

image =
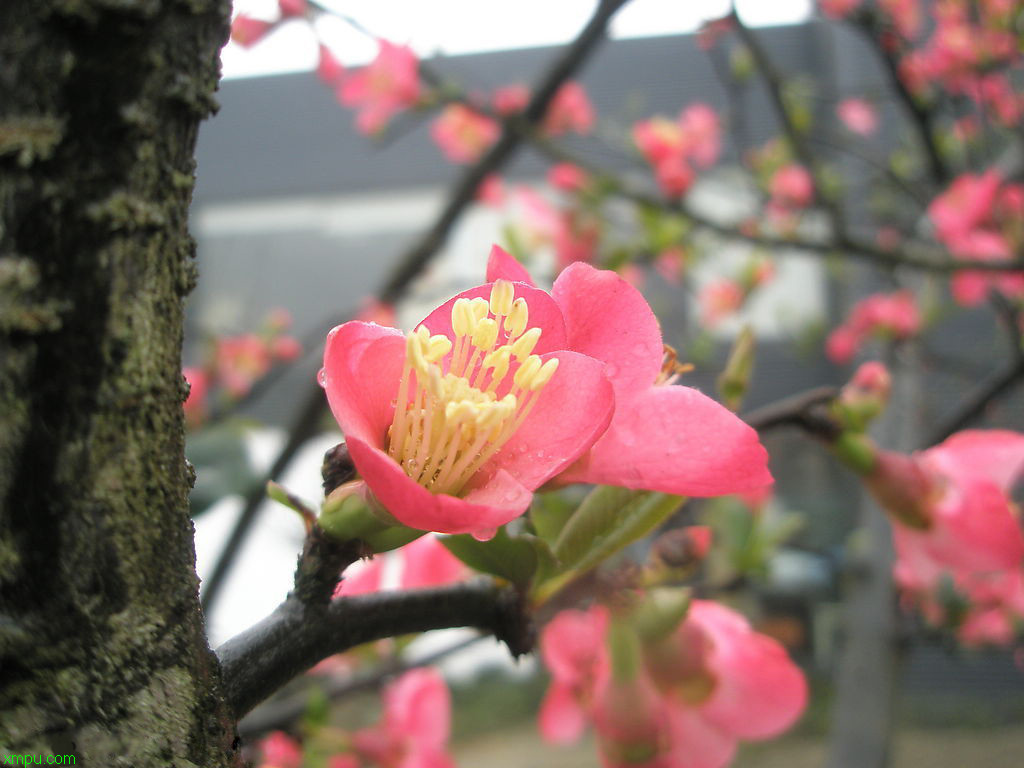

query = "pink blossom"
[633,105,721,199]
[258,731,302,768]
[543,82,595,136]
[818,0,862,19]
[539,606,611,744]
[339,41,421,135]
[699,280,744,328]
[928,171,1001,244]
[430,104,500,164]
[183,367,208,427]
[316,44,345,86]
[270,335,302,361]
[867,431,1024,641]
[769,164,814,210]
[654,154,695,200]
[399,535,468,590]
[486,251,773,498]
[679,104,721,169]
[216,333,272,397]
[949,230,1024,306]
[654,247,686,284]
[547,163,589,193]
[476,174,506,207]
[492,83,530,115]
[350,669,456,768]
[837,98,878,136]
[655,601,808,766]
[848,291,920,338]
[355,298,398,328]
[879,0,921,39]
[277,0,307,17]
[321,250,616,537]
[231,15,273,48]
[825,326,860,365]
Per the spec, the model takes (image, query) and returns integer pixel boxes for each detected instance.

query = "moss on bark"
[0,2,242,764]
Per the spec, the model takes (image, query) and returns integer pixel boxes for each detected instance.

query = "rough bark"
[0,2,240,765]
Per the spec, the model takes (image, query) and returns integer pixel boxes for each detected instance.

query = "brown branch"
[238,635,484,739]
[925,354,1024,446]
[216,583,530,719]
[742,385,842,440]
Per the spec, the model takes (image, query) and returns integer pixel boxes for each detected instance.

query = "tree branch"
[743,385,842,440]
[217,583,530,719]
[925,354,1024,445]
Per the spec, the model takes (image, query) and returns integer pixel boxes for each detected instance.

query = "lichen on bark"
[0,1,242,765]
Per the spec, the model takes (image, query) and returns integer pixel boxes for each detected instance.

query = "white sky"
[223,0,812,79]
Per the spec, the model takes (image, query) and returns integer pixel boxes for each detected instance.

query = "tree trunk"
[0,2,240,765]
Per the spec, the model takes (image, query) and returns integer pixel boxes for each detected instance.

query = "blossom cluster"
[633,104,721,199]
[927,171,1024,306]
[825,290,921,364]
[540,601,807,768]
[183,309,302,427]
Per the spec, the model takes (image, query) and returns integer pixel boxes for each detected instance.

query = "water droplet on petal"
[317,368,327,387]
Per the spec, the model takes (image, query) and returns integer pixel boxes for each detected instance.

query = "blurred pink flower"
[769,164,813,210]
[316,44,345,86]
[257,731,302,768]
[818,0,862,19]
[492,83,530,115]
[430,104,499,164]
[548,163,590,193]
[837,98,878,135]
[183,367,208,428]
[339,40,421,134]
[231,15,273,48]
[699,280,744,328]
[543,82,595,136]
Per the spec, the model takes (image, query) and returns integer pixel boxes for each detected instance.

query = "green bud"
[633,587,692,644]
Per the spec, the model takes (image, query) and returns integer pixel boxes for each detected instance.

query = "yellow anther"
[482,345,513,382]
[451,298,474,337]
[510,327,542,360]
[531,358,559,390]
[513,355,543,389]
[471,317,498,350]
[489,280,515,317]
[469,297,490,322]
[406,329,429,372]
[425,334,452,363]
[505,298,529,339]
[445,400,477,425]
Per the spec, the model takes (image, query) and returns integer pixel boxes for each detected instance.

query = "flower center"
[387,280,559,497]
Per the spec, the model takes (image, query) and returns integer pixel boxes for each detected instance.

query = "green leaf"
[553,486,685,577]
[440,526,539,589]
[529,491,578,545]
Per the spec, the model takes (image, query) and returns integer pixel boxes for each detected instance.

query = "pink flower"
[867,431,1024,640]
[679,103,721,169]
[492,84,530,115]
[879,0,921,39]
[651,601,808,767]
[278,0,307,17]
[476,174,506,207]
[323,246,771,539]
[699,280,744,328]
[539,606,612,744]
[322,250,616,538]
[818,0,862,19]
[183,367,208,427]
[488,250,772,497]
[351,668,456,768]
[825,326,860,364]
[216,333,272,397]
[949,230,1024,306]
[335,535,467,596]
[339,40,421,135]
[769,164,814,210]
[633,105,720,199]
[356,298,398,328]
[430,104,500,164]
[317,44,345,86]
[928,171,1002,244]
[258,731,302,768]
[548,163,590,193]
[848,291,921,338]
[543,82,595,136]
[837,98,878,135]
[231,15,273,48]
[271,335,302,361]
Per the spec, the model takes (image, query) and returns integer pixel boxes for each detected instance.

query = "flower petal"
[486,244,536,286]
[385,669,451,752]
[347,436,531,536]
[552,262,663,399]
[926,477,1024,572]
[399,535,468,590]
[558,385,772,496]
[418,281,567,355]
[665,708,737,768]
[488,351,614,489]
[322,321,406,445]
[691,601,807,741]
[926,429,1024,491]
[539,683,589,745]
